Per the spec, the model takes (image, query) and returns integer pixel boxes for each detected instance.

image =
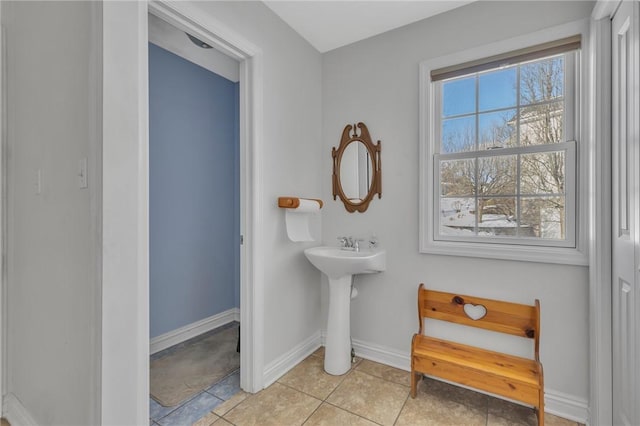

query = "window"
[420,31,587,265]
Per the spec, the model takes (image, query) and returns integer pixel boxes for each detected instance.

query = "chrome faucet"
[338,236,364,252]
[337,236,352,249]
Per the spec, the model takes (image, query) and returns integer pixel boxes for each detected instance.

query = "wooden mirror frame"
[332,122,382,213]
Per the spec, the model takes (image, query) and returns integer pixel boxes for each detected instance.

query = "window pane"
[479,67,516,112]
[443,77,475,117]
[520,197,565,239]
[479,109,517,148]
[478,197,517,236]
[520,56,564,105]
[520,151,565,195]
[520,101,564,145]
[439,197,476,236]
[440,159,475,196]
[442,115,475,153]
[429,49,575,250]
[478,155,516,196]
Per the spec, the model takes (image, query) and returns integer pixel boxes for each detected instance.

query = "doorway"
[146,0,265,391]
[147,12,242,422]
[100,2,265,422]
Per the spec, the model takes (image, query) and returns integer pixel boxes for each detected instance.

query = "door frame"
[147,0,265,394]
[0,1,6,415]
[589,1,617,425]
[101,1,264,423]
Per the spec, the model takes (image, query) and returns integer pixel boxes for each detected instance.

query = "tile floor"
[180,347,584,426]
[150,369,241,425]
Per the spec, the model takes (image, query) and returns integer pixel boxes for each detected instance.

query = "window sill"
[419,239,588,265]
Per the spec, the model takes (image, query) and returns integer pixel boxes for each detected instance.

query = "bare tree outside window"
[437,54,570,241]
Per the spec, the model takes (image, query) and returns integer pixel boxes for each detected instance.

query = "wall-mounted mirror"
[332,122,381,212]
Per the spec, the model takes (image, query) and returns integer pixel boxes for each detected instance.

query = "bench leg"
[410,370,421,398]
[537,389,544,426]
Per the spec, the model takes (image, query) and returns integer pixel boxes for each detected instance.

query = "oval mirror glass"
[339,141,372,204]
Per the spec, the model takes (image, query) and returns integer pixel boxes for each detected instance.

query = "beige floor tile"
[545,413,579,426]
[418,377,489,413]
[224,382,321,426]
[487,397,579,426]
[278,355,347,399]
[212,390,249,416]
[326,370,409,426]
[311,347,325,358]
[356,359,411,386]
[212,419,233,425]
[192,412,221,426]
[487,396,537,425]
[487,412,577,426]
[303,403,378,426]
[487,413,527,425]
[397,383,487,426]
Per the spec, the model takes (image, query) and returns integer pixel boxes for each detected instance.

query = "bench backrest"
[417,284,540,357]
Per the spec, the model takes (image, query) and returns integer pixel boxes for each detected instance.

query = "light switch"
[78,157,88,189]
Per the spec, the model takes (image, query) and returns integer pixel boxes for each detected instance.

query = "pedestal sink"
[304,246,386,375]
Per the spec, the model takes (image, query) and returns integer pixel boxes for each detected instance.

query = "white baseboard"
[337,333,589,424]
[545,389,589,424]
[263,331,321,388]
[351,336,411,371]
[319,330,412,371]
[150,307,240,354]
[4,393,38,426]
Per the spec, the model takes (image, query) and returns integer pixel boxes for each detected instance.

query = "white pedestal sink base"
[324,275,352,375]
[302,246,386,376]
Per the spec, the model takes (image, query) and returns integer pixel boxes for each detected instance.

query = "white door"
[612,1,640,425]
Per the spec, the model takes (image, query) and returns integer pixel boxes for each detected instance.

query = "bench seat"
[411,335,542,405]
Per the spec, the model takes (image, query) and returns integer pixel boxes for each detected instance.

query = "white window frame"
[419,20,589,265]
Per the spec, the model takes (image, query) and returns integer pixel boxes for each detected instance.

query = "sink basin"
[304,246,386,279]
[304,245,386,375]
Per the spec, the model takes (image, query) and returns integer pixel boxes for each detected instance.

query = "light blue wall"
[149,43,239,338]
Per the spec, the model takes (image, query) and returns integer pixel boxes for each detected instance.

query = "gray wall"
[322,0,593,408]
[149,43,240,338]
[3,1,100,424]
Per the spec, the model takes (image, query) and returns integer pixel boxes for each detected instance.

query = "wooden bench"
[410,284,544,426]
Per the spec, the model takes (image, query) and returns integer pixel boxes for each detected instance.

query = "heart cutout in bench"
[463,303,487,320]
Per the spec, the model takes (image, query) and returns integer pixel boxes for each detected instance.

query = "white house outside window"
[420,33,587,265]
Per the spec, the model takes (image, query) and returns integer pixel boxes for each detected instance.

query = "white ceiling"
[263,1,475,53]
